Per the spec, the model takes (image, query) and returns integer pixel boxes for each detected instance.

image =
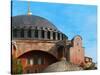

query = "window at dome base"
[47,31,50,39]
[53,32,56,40]
[58,33,60,40]
[28,29,32,38]
[20,29,24,38]
[41,30,45,39]
[34,29,38,38]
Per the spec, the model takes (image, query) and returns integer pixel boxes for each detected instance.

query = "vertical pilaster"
[38,30,41,39]
[31,29,34,38]
[50,31,53,40]
[60,33,62,40]
[44,31,47,40]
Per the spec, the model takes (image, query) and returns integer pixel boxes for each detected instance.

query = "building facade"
[12,15,85,73]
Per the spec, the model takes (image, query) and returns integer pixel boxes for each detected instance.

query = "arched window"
[13,29,17,37]
[41,30,44,38]
[28,29,32,38]
[34,29,38,38]
[20,29,24,38]
[47,31,50,39]
[53,32,56,40]
[58,33,60,40]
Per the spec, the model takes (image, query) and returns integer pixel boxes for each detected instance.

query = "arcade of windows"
[27,56,45,65]
[13,28,65,40]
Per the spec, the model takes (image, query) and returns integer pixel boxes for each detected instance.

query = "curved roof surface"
[12,15,58,31]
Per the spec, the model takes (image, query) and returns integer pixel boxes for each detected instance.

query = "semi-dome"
[43,58,83,72]
[12,15,58,31]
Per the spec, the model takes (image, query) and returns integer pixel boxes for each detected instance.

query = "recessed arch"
[18,50,58,61]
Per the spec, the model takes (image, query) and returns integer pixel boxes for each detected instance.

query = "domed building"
[12,7,85,74]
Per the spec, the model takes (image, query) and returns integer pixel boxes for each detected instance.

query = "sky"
[12,1,97,62]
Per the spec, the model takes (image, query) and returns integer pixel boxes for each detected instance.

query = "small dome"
[43,58,83,72]
[12,15,58,31]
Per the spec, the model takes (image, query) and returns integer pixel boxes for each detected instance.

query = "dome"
[12,15,67,40]
[12,15,58,31]
[43,58,83,72]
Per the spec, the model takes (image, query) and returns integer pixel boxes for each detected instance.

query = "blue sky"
[12,1,97,62]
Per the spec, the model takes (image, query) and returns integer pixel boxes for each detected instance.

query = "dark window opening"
[41,57,44,64]
[58,33,60,40]
[53,32,56,40]
[62,34,63,40]
[20,29,24,38]
[47,31,50,39]
[34,56,38,65]
[41,30,44,38]
[28,29,31,38]
[13,29,17,37]
[34,29,38,38]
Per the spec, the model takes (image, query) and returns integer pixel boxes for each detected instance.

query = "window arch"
[58,33,60,40]
[34,29,38,38]
[41,30,44,39]
[47,31,50,39]
[28,29,32,38]
[62,34,63,40]
[20,29,24,38]
[53,32,56,40]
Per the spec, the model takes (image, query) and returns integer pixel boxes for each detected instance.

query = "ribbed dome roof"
[43,58,83,72]
[12,15,58,31]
